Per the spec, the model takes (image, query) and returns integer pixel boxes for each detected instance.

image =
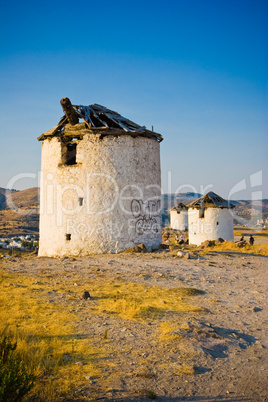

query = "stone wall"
[38,134,162,256]
[188,207,234,246]
[170,210,188,231]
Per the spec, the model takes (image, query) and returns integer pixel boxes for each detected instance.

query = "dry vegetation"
[0,188,39,237]
[164,227,268,257]
[0,268,101,399]
[0,204,267,401]
[0,245,267,401]
[0,261,205,401]
[211,241,268,255]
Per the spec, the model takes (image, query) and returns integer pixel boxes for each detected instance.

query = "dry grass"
[0,268,101,400]
[234,230,243,236]
[176,364,199,375]
[77,279,205,321]
[159,321,181,341]
[169,240,268,257]
[212,241,268,256]
[0,265,205,400]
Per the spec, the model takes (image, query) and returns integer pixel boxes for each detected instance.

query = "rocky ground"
[1,249,267,402]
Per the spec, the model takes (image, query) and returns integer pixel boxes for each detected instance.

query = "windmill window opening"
[79,197,84,206]
[199,208,205,218]
[66,234,71,241]
[62,142,77,165]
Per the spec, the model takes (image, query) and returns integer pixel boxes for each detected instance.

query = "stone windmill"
[38,98,163,256]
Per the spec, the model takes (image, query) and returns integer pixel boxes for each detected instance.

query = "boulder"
[137,243,148,252]
[177,250,185,257]
[82,291,91,300]
[215,238,225,245]
[177,250,190,259]
[200,240,213,248]
[123,244,148,253]
[160,244,170,250]
[237,240,246,248]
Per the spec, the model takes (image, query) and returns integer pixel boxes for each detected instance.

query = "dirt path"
[2,251,267,401]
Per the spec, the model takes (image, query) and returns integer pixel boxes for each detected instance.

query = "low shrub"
[0,336,35,402]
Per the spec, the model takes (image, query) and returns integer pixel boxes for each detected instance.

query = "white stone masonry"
[38,134,162,256]
[188,207,234,246]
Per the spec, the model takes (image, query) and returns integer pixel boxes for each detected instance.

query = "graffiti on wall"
[131,199,161,235]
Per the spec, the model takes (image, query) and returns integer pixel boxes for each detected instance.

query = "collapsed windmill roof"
[170,202,188,212]
[38,100,163,142]
[187,192,234,209]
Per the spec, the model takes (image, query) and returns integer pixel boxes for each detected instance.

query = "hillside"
[0,187,19,210]
[0,187,39,237]
[161,194,268,227]
[0,188,267,237]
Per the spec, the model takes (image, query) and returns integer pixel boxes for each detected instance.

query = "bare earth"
[2,250,268,402]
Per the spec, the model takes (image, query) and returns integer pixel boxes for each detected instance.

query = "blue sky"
[0,0,267,199]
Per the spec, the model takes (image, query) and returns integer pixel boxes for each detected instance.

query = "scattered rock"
[237,241,246,248]
[138,243,148,252]
[253,307,262,312]
[215,238,225,245]
[62,353,73,361]
[75,361,84,366]
[177,251,185,257]
[85,375,96,384]
[82,291,91,300]
[177,250,190,259]
[160,244,170,250]
[201,240,213,248]
[123,244,148,253]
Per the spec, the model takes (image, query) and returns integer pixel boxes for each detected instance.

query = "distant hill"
[5,187,39,210]
[162,192,202,203]
[231,199,268,226]
[161,193,202,226]
[0,188,19,210]
[0,188,6,210]
[161,194,268,227]
[0,188,267,237]
[0,188,39,237]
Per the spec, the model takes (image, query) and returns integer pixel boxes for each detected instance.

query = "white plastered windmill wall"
[38,98,163,257]
[170,203,188,230]
[187,192,234,246]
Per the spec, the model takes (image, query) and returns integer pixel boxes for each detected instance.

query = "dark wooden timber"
[38,99,164,142]
[38,124,163,142]
[60,97,79,125]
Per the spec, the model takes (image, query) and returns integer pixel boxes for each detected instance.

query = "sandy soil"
[2,250,267,402]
